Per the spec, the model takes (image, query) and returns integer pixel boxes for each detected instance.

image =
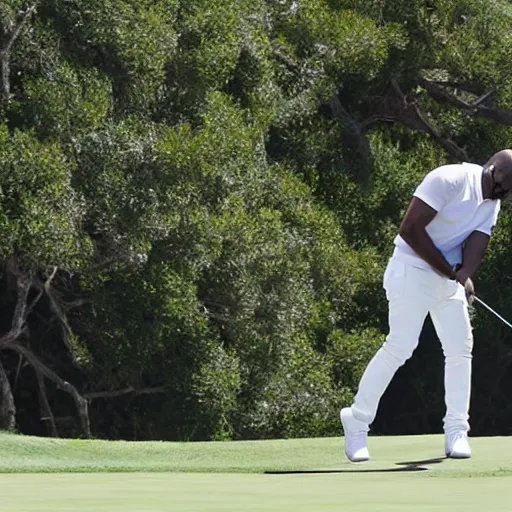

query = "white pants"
[351,257,473,434]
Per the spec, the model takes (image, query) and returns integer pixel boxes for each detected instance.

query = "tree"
[1,0,512,440]
[0,125,91,434]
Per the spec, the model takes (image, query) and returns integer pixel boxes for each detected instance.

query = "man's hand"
[455,266,475,305]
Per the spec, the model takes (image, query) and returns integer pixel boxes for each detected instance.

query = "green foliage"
[192,344,241,440]
[293,1,396,81]
[0,126,90,268]
[333,131,446,250]
[1,0,512,441]
[246,333,345,439]
[20,63,112,139]
[328,328,384,391]
[72,119,170,263]
[44,0,179,112]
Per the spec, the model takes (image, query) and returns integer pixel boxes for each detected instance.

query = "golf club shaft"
[473,295,512,330]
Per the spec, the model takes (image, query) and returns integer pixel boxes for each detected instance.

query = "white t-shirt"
[393,162,501,269]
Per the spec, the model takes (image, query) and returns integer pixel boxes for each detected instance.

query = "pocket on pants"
[383,259,407,301]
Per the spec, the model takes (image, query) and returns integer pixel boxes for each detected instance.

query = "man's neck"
[482,166,493,200]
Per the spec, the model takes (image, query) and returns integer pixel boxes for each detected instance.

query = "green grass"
[1,433,512,511]
[1,431,511,476]
[1,472,512,512]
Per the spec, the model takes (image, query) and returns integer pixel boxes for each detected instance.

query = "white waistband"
[391,247,433,270]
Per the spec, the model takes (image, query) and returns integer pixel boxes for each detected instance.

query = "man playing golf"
[341,149,512,462]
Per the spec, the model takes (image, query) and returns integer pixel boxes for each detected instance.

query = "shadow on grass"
[265,457,446,474]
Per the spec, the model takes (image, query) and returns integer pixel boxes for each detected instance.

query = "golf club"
[473,295,512,330]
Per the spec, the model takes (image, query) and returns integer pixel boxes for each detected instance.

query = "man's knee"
[382,336,417,365]
[443,331,473,359]
[445,349,472,360]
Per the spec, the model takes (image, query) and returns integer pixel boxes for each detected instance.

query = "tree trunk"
[0,357,16,431]
[36,370,59,437]
[10,344,92,438]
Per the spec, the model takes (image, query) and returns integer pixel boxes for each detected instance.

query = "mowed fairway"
[1,472,511,512]
[1,433,512,511]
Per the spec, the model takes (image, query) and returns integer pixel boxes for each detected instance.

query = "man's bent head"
[484,149,512,200]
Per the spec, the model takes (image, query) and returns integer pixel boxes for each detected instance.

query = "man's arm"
[457,231,490,280]
[399,197,457,279]
[451,231,490,304]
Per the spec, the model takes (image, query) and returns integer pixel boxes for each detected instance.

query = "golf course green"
[0,432,510,511]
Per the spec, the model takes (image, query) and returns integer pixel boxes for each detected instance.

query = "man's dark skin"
[399,150,512,304]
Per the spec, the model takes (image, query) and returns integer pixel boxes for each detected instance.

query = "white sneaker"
[445,431,472,459]
[340,407,370,462]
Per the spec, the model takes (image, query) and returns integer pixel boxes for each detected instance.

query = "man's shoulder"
[461,162,483,175]
[461,162,482,169]
[423,163,467,187]
[431,162,478,175]
[428,162,482,185]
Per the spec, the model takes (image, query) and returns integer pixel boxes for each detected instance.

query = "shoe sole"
[446,451,471,459]
[346,453,370,462]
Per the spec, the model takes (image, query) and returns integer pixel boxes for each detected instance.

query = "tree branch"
[32,268,82,362]
[8,343,91,438]
[0,356,16,431]
[474,105,512,125]
[272,45,300,72]
[2,4,38,55]
[24,266,57,322]
[359,79,468,161]
[0,3,39,103]
[329,95,371,167]
[420,77,474,109]
[420,77,512,125]
[427,80,484,97]
[36,369,58,437]
[84,386,168,400]
[0,262,33,348]
[12,353,24,393]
